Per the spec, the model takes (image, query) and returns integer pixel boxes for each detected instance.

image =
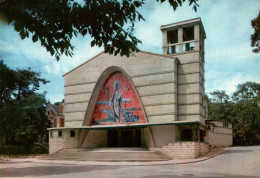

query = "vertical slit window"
[70,130,75,137]
[58,130,62,137]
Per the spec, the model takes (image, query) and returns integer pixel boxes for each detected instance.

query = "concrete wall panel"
[208,131,232,147]
[214,127,233,134]
[65,83,96,94]
[178,73,203,85]
[151,125,176,147]
[64,112,85,122]
[82,130,107,148]
[178,104,206,116]
[64,102,88,113]
[148,115,177,123]
[65,93,92,104]
[145,104,176,116]
[178,114,205,122]
[137,83,176,96]
[178,94,201,105]
[65,121,83,127]
[132,72,176,87]
[141,94,176,106]
[171,52,200,64]
[178,62,204,78]
[178,83,204,96]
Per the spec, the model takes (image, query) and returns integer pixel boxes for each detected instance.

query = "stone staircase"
[41,147,169,162]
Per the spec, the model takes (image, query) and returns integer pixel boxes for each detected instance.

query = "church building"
[48,18,232,159]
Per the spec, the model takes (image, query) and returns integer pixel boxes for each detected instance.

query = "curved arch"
[82,66,148,126]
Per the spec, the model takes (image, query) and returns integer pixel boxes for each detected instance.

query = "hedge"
[0,144,48,155]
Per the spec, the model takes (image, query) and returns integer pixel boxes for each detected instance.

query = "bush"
[0,144,48,155]
[31,143,48,154]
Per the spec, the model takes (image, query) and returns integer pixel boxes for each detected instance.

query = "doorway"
[107,129,141,147]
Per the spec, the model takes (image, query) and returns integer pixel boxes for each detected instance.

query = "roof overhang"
[47,121,200,131]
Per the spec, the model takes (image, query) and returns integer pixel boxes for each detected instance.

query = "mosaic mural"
[91,72,146,125]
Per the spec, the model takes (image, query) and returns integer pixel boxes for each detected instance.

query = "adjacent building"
[46,102,64,128]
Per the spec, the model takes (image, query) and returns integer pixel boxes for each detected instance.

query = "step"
[41,148,169,162]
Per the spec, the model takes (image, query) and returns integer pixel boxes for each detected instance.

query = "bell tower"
[161,18,207,123]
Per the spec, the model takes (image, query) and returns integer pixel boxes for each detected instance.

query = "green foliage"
[208,82,260,145]
[0,0,199,61]
[251,11,260,53]
[0,61,49,147]
[208,90,233,122]
[0,144,48,155]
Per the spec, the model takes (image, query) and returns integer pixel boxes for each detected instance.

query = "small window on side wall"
[50,131,53,138]
[70,130,75,137]
[223,122,229,128]
[58,130,62,137]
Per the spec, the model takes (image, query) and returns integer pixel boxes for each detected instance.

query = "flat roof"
[160,17,206,38]
[47,121,200,130]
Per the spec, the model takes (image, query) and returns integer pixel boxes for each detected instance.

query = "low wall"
[208,130,233,147]
[155,142,209,159]
[49,130,79,154]
[199,142,209,156]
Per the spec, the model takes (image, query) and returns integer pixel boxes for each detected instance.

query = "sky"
[0,0,259,103]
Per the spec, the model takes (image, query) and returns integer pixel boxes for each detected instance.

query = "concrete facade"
[48,18,233,159]
[206,120,233,147]
[62,52,178,127]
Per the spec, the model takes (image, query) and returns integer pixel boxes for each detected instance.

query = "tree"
[207,90,233,122]
[232,82,260,145]
[0,0,199,61]
[251,11,260,53]
[0,60,49,145]
[208,82,260,145]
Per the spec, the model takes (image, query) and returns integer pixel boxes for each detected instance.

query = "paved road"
[0,146,260,177]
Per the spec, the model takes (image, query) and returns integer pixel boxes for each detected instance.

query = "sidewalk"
[0,148,227,166]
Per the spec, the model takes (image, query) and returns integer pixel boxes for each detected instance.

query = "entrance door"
[107,129,141,147]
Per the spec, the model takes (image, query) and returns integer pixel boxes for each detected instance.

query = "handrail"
[166,40,199,47]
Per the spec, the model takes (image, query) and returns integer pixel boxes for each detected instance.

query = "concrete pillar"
[194,24,200,40]
[178,28,183,53]
[194,24,200,51]
[162,31,167,55]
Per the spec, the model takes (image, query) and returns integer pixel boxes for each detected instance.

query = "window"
[50,131,53,138]
[58,130,62,137]
[47,111,50,116]
[167,30,178,44]
[223,122,229,128]
[70,130,75,137]
[183,26,194,41]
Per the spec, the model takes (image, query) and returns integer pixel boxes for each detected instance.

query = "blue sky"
[0,0,259,103]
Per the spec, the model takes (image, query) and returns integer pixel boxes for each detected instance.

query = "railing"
[166,40,198,55]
